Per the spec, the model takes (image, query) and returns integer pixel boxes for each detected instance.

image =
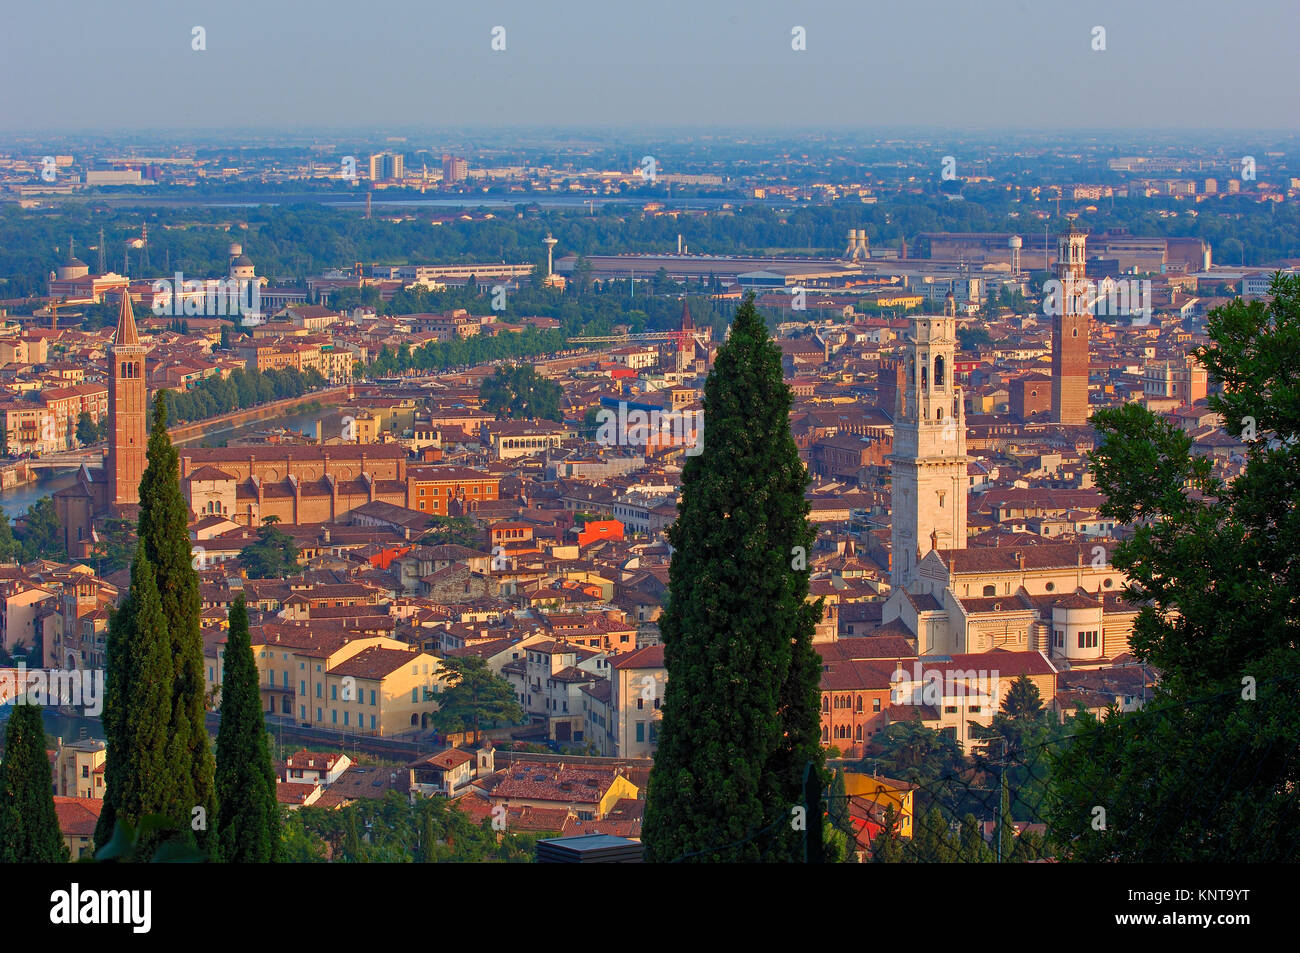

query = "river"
[0,404,342,518]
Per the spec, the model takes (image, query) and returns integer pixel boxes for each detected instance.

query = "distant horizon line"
[3,125,1297,142]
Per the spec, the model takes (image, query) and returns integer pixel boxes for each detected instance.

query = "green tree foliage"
[76,411,100,446]
[1046,274,1300,861]
[97,393,217,856]
[643,294,824,863]
[479,364,563,422]
[94,548,177,859]
[90,517,137,575]
[910,805,959,862]
[365,327,567,377]
[2,198,1297,303]
[0,702,69,862]
[418,515,481,549]
[957,812,993,863]
[215,596,281,862]
[20,496,66,561]
[868,805,905,863]
[291,791,538,863]
[0,511,23,563]
[957,326,993,351]
[827,767,854,840]
[429,656,523,736]
[239,517,302,579]
[861,719,963,813]
[160,366,327,427]
[969,674,1058,822]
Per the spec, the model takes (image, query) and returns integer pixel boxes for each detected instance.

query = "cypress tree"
[96,393,216,856]
[93,549,174,857]
[0,702,68,862]
[868,805,906,863]
[643,294,824,863]
[911,805,958,862]
[140,392,216,853]
[958,812,994,863]
[216,595,281,862]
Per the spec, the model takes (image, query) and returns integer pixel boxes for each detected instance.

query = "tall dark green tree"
[93,548,175,858]
[215,595,281,862]
[643,294,823,863]
[96,392,217,856]
[0,701,68,862]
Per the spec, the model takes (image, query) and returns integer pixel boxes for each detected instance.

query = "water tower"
[1008,235,1023,278]
[543,233,559,277]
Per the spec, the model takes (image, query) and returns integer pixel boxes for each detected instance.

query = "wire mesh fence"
[667,670,1300,863]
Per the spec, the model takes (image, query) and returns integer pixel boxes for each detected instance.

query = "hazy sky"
[3,0,1297,133]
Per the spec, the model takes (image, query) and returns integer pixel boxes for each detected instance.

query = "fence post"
[803,761,824,864]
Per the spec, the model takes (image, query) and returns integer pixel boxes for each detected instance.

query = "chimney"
[1014,551,1025,570]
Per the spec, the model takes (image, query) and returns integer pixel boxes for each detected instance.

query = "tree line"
[161,365,328,426]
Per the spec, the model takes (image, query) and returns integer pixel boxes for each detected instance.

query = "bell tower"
[110,291,147,506]
[1051,227,1091,425]
[889,311,968,588]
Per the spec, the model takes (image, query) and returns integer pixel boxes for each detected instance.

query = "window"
[970,706,981,714]
[343,711,349,726]
[1045,582,1055,592]
[331,709,337,724]
[872,698,881,712]
[637,697,644,709]
[370,690,376,706]
[316,683,322,698]
[82,765,89,778]
[316,707,322,722]
[636,722,645,743]
[944,705,958,714]
[330,685,337,700]
[300,680,306,695]
[983,585,996,597]
[371,715,376,730]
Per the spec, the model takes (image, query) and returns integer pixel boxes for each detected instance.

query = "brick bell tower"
[1051,226,1091,425]
[110,290,147,506]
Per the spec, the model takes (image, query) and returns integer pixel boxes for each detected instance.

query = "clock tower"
[889,311,968,589]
